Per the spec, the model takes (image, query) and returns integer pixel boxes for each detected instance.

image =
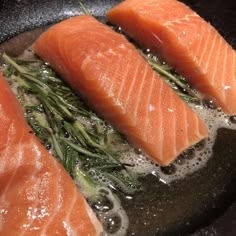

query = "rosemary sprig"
[79,1,91,15]
[138,49,200,103]
[2,53,142,196]
[140,52,200,103]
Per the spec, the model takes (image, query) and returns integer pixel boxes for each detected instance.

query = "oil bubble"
[202,99,217,109]
[195,139,206,151]
[104,214,122,234]
[182,148,195,160]
[44,143,51,150]
[91,196,113,212]
[160,164,177,175]
[175,155,186,165]
[229,115,236,124]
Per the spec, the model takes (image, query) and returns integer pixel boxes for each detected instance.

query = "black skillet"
[0,0,236,235]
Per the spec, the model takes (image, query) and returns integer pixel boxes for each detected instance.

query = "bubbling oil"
[119,100,236,184]
[84,186,129,236]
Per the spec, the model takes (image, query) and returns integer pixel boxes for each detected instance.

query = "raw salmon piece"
[107,0,236,114]
[0,73,102,235]
[33,15,208,166]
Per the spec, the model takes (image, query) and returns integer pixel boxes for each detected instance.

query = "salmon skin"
[0,73,102,235]
[33,15,207,166]
[107,0,236,115]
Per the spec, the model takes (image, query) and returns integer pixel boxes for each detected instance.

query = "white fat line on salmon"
[163,13,199,26]
[0,125,25,226]
[19,142,45,236]
[85,200,104,236]
[39,156,62,235]
[62,188,78,236]
[151,33,163,46]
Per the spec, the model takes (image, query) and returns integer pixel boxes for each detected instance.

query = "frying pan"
[0,0,236,235]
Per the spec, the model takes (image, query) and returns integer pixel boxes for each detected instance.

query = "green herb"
[140,52,200,103]
[3,53,142,198]
[79,1,91,15]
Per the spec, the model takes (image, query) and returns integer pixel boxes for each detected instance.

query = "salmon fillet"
[33,15,208,166]
[107,0,236,114]
[0,73,102,235]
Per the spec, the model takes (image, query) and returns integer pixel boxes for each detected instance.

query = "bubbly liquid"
[93,100,236,235]
[92,99,236,235]
[118,100,236,184]
[95,187,129,236]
